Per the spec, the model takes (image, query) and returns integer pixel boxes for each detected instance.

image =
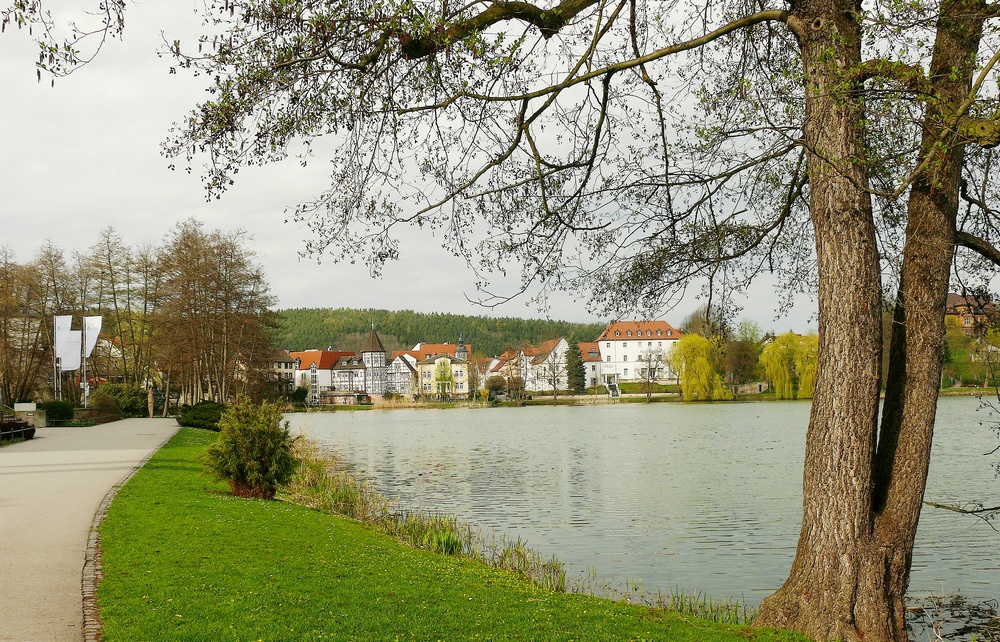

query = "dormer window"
[614,330,620,336]
[646,330,652,336]
[667,330,672,336]
[627,330,632,337]
[656,330,662,336]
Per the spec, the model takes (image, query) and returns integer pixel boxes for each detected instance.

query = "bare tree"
[156,220,277,404]
[637,347,665,402]
[0,248,48,403]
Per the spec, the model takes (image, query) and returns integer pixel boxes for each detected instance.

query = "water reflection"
[288,397,999,605]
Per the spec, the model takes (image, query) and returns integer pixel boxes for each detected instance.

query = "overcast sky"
[0,2,817,333]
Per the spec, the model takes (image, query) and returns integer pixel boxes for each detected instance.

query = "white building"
[596,321,682,384]
[521,337,570,391]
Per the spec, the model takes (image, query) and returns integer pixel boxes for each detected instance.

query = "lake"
[287,396,999,606]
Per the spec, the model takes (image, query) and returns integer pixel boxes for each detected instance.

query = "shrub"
[204,399,299,499]
[40,400,75,424]
[89,390,118,414]
[94,383,148,418]
[290,386,309,403]
[177,401,227,431]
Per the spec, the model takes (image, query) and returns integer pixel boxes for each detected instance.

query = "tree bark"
[870,1,986,639]
[754,0,886,639]
[757,2,990,640]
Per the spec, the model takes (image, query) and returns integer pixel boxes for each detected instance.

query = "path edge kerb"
[82,426,178,642]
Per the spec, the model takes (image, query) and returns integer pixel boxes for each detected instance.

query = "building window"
[667,330,672,336]
[606,356,611,362]
[606,342,611,348]
[624,355,628,361]
[624,368,629,376]
[658,342,662,347]
[623,341,628,348]
[648,341,652,347]
[615,330,620,336]
[627,330,632,336]
[646,330,652,336]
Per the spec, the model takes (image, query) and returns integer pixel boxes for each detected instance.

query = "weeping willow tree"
[760,333,800,400]
[669,334,731,401]
[760,332,819,399]
[795,334,819,399]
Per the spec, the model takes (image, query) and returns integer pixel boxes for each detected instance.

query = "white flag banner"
[59,330,82,371]
[84,316,102,358]
[54,315,73,353]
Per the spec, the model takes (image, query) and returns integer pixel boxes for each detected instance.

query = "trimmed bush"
[40,400,75,424]
[204,399,299,499]
[177,401,227,431]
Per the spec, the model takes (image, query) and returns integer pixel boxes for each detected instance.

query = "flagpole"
[82,321,88,409]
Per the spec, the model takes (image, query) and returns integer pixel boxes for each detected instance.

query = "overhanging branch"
[856,59,934,96]
[956,230,1000,266]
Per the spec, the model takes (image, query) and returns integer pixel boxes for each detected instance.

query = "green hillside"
[273,308,607,357]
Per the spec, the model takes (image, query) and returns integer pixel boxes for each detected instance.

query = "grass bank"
[98,428,806,641]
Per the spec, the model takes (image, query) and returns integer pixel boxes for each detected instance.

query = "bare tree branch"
[956,230,1000,266]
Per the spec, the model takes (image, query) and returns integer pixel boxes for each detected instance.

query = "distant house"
[521,337,569,391]
[596,320,682,384]
[333,354,367,392]
[386,353,418,396]
[490,349,521,381]
[578,341,603,389]
[269,350,297,395]
[415,353,472,399]
[289,349,355,403]
[945,292,994,336]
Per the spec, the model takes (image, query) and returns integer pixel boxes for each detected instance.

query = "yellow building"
[414,354,471,399]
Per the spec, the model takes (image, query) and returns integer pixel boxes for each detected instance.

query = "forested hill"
[274,308,607,357]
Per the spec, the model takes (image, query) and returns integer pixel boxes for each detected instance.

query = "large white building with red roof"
[595,320,682,384]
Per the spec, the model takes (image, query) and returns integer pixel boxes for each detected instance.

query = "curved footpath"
[0,419,178,642]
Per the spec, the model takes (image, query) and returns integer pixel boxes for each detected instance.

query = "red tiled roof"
[597,320,682,342]
[408,342,472,360]
[530,338,563,364]
[288,350,355,370]
[578,342,602,362]
[490,355,517,373]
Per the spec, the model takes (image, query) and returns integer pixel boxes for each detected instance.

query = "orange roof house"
[288,350,354,370]
[597,320,682,342]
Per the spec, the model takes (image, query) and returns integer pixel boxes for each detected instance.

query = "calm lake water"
[287,396,999,605]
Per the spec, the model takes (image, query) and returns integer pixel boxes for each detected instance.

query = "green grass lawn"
[97,428,806,641]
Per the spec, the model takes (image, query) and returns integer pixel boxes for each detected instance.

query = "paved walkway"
[0,419,178,642]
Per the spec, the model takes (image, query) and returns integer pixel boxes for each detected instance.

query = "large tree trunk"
[754,0,887,639]
[757,2,988,640]
[869,1,985,639]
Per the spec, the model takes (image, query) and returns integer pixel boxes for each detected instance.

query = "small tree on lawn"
[204,398,299,499]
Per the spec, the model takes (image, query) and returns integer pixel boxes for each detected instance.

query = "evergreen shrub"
[204,399,299,499]
[40,400,74,424]
[177,401,227,431]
